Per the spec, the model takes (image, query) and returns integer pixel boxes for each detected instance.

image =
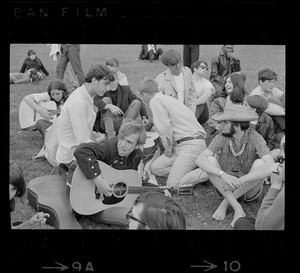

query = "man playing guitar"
[73,119,147,227]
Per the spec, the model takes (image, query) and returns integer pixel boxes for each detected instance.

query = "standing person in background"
[155,49,197,113]
[56,44,85,87]
[183,45,199,69]
[191,60,215,125]
[105,57,129,86]
[209,45,241,99]
[47,44,79,92]
[138,44,163,63]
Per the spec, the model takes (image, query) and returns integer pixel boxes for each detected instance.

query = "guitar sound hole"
[113,182,127,197]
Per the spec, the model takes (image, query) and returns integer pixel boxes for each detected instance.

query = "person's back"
[150,92,206,139]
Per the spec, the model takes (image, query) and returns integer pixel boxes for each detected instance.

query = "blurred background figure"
[138,44,163,63]
[183,45,199,68]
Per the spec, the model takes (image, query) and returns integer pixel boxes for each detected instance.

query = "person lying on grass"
[196,104,274,227]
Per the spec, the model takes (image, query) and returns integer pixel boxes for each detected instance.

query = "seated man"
[155,49,197,113]
[234,135,285,230]
[73,119,147,227]
[55,64,115,171]
[249,68,285,147]
[93,72,150,139]
[139,77,208,188]
[196,104,274,227]
[105,57,129,86]
[127,192,186,230]
[138,44,163,63]
[209,45,241,99]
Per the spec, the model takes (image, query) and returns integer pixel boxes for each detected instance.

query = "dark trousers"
[234,217,255,230]
[99,99,142,138]
[195,103,209,124]
[183,45,200,68]
[56,44,85,86]
[35,119,53,139]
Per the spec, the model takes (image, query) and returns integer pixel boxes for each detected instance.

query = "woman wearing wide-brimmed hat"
[196,104,275,227]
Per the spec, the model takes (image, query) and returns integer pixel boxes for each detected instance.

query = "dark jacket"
[94,84,148,117]
[20,57,49,75]
[209,49,241,96]
[74,139,143,180]
[251,112,275,151]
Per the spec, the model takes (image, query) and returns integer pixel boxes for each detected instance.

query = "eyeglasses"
[278,156,285,164]
[126,208,146,225]
[199,65,207,70]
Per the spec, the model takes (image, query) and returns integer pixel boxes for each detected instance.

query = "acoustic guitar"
[27,174,82,229]
[69,161,194,215]
[19,99,58,130]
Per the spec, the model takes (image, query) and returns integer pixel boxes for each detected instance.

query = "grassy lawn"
[10,44,285,230]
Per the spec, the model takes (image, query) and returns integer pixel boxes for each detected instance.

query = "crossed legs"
[207,156,264,227]
[101,98,142,139]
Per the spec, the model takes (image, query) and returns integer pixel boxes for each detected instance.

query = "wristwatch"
[219,170,224,177]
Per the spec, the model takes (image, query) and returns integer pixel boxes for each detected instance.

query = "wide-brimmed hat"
[213,104,258,122]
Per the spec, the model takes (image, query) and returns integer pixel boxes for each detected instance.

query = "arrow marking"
[191,260,218,271]
[42,261,68,271]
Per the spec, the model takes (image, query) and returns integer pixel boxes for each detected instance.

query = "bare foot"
[230,209,246,227]
[212,202,228,221]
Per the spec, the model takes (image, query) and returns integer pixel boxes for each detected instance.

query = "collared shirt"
[192,76,215,99]
[249,85,284,100]
[207,128,269,177]
[173,72,185,103]
[149,92,206,150]
[155,66,197,113]
[56,84,96,164]
[74,139,143,180]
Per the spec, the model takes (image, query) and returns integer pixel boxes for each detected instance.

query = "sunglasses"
[278,156,285,164]
[126,208,146,225]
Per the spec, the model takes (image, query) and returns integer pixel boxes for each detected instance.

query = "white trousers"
[150,139,208,187]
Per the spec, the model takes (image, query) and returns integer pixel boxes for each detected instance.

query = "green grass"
[10,44,285,229]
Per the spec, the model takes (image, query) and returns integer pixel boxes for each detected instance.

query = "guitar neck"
[128,186,166,194]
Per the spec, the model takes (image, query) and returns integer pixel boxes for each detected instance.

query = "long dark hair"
[222,73,248,103]
[10,161,26,211]
[47,79,69,104]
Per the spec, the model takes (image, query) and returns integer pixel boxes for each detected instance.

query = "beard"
[221,123,235,138]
